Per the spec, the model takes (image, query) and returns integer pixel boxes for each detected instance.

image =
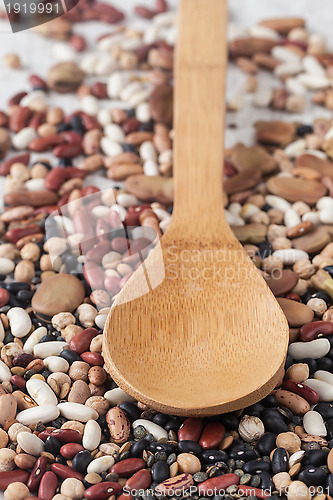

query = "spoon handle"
[171,0,228,233]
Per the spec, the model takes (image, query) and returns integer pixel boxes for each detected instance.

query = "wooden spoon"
[103,0,289,416]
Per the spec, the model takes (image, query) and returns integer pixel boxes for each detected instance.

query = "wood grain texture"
[103,0,289,416]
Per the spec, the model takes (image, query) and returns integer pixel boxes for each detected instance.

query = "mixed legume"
[1,2,333,500]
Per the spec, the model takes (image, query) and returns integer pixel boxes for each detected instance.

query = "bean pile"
[1,3,333,500]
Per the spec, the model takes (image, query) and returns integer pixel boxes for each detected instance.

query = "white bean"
[143,160,159,176]
[273,249,309,265]
[253,88,273,108]
[23,327,47,354]
[107,72,127,99]
[265,195,291,213]
[53,42,76,62]
[81,95,99,116]
[302,55,326,77]
[104,124,125,143]
[249,25,280,40]
[25,178,45,191]
[87,455,115,474]
[303,411,326,436]
[43,356,69,373]
[95,55,117,76]
[80,53,99,75]
[284,209,301,228]
[297,73,331,90]
[314,370,333,385]
[57,403,98,422]
[116,193,138,208]
[317,197,333,210]
[288,338,330,360]
[100,137,123,157]
[284,139,306,158]
[7,307,32,338]
[127,89,151,108]
[26,378,58,406]
[285,77,306,96]
[303,379,333,402]
[272,46,301,64]
[120,82,142,102]
[274,62,302,78]
[12,127,38,150]
[319,208,333,224]
[0,258,14,274]
[104,388,136,406]
[97,109,112,127]
[17,432,44,456]
[33,341,68,359]
[17,405,60,425]
[83,420,101,451]
[302,212,320,225]
[136,102,151,123]
[132,419,168,441]
[0,360,11,382]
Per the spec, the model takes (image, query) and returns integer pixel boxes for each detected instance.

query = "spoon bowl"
[103,0,289,416]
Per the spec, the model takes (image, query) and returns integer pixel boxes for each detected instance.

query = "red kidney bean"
[60,130,83,144]
[0,152,30,176]
[124,204,151,226]
[70,327,99,354]
[45,167,86,191]
[81,352,104,366]
[29,74,47,89]
[73,207,95,239]
[285,293,301,302]
[104,275,121,295]
[53,143,83,158]
[86,241,111,263]
[134,5,156,18]
[39,428,81,443]
[198,474,240,496]
[109,458,146,478]
[29,111,46,130]
[51,463,84,481]
[81,186,100,197]
[109,210,123,229]
[9,91,27,106]
[57,192,71,208]
[34,205,58,216]
[60,443,85,459]
[80,112,101,131]
[0,289,9,307]
[29,135,64,152]
[69,34,87,52]
[85,481,122,500]
[27,456,48,491]
[9,106,33,132]
[0,469,30,489]
[178,418,203,442]
[111,237,129,253]
[125,469,151,491]
[199,422,225,450]
[91,82,107,99]
[0,111,8,127]
[122,118,140,134]
[38,471,57,500]
[237,486,270,499]
[11,374,26,389]
[6,225,43,243]
[96,219,110,242]
[5,191,59,208]
[299,321,333,341]
[135,43,155,63]
[155,0,168,13]
[84,262,105,290]
[282,379,319,405]
[224,160,237,177]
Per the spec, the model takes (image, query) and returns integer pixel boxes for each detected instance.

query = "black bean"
[229,449,258,462]
[44,436,62,456]
[60,350,82,364]
[297,358,317,375]
[316,357,333,372]
[271,448,288,474]
[245,403,265,418]
[130,439,149,457]
[256,433,277,456]
[218,414,239,430]
[243,460,271,474]
[148,442,174,455]
[16,289,33,302]
[40,334,57,343]
[152,461,169,483]
[326,419,333,440]
[298,466,327,486]
[165,420,182,432]
[178,440,203,455]
[261,410,288,434]
[118,402,141,421]
[297,124,313,136]
[257,471,275,491]
[72,450,93,474]
[258,242,272,260]
[201,450,228,464]
[6,282,31,293]
[152,413,172,427]
[303,448,329,466]
[327,474,333,496]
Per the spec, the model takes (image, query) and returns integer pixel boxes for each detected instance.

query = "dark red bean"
[0,152,30,176]
[155,0,168,13]
[178,418,203,442]
[86,241,111,263]
[6,225,42,243]
[45,166,86,191]
[134,5,155,19]
[124,469,151,491]
[51,463,84,481]
[104,275,121,295]
[53,143,82,158]
[60,443,85,459]
[38,428,81,443]
[282,379,319,405]
[27,456,48,491]
[199,422,225,450]
[0,288,10,307]
[29,74,47,89]
[81,186,100,197]
[299,321,333,341]
[11,375,26,389]
[81,352,104,366]
[38,471,57,500]
[9,106,33,132]
[29,135,64,152]
[84,262,105,290]
[69,34,87,52]
[109,458,146,478]
[80,112,101,131]
[111,237,129,253]
[122,118,140,134]
[84,481,122,500]
[91,82,107,99]
[0,469,30,490]
[60,130,83,144]
[9,91,27,106]
[198,474,240,496]
[70,327,99,354]
[0,111,8,127]
[73,207,95,239]
[29,111,46,130]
